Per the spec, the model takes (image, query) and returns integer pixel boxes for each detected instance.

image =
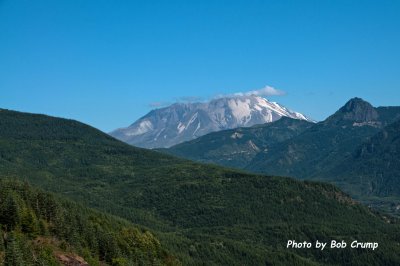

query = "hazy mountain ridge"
[110,95,313,148]
[161,117,314,168]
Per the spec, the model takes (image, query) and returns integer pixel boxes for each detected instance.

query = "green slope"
[338,118,400,197]
[162,117,313,169]
[245,98,400,211]
[0,179,174,265]
[318,118,400,216]
[1,108,400,265]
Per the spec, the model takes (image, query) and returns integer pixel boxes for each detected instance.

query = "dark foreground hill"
[1,108,400,265]
[0,179,173,265]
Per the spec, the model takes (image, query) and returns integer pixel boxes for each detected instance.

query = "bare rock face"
[110,95,313,148]
[56,253,89,266]
[341,97,379,122]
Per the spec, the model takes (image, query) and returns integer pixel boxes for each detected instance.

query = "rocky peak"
[325,98,379,125]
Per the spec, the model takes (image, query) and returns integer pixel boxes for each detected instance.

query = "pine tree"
[4,232,25,266]
[0,227,4,252]
[0,193,21,230]
[20,208,39,237]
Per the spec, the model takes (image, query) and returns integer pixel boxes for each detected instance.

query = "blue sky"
[1,0,399,132]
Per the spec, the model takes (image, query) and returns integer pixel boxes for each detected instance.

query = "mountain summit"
[110,95,313,148]
[325,97,379,125]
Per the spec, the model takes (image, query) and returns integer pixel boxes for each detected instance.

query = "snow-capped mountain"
[110,95,314,148]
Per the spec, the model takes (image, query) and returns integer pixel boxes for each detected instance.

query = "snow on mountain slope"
[110,95,314,148]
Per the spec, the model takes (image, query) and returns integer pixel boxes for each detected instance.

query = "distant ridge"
[246,98,400,189]
[162,117,314,168]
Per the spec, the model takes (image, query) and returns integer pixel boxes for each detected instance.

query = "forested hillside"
[1,108,400,265]
[0,179,174,265]
[315,118,400,216]
[246,99,400,216]
[160,99,400,217]
[336,118,400,197]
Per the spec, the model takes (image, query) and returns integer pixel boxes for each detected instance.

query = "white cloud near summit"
[149,85,285,108]
[235,85,286,97]
[212,85,286,100]
[149,101,171,108]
